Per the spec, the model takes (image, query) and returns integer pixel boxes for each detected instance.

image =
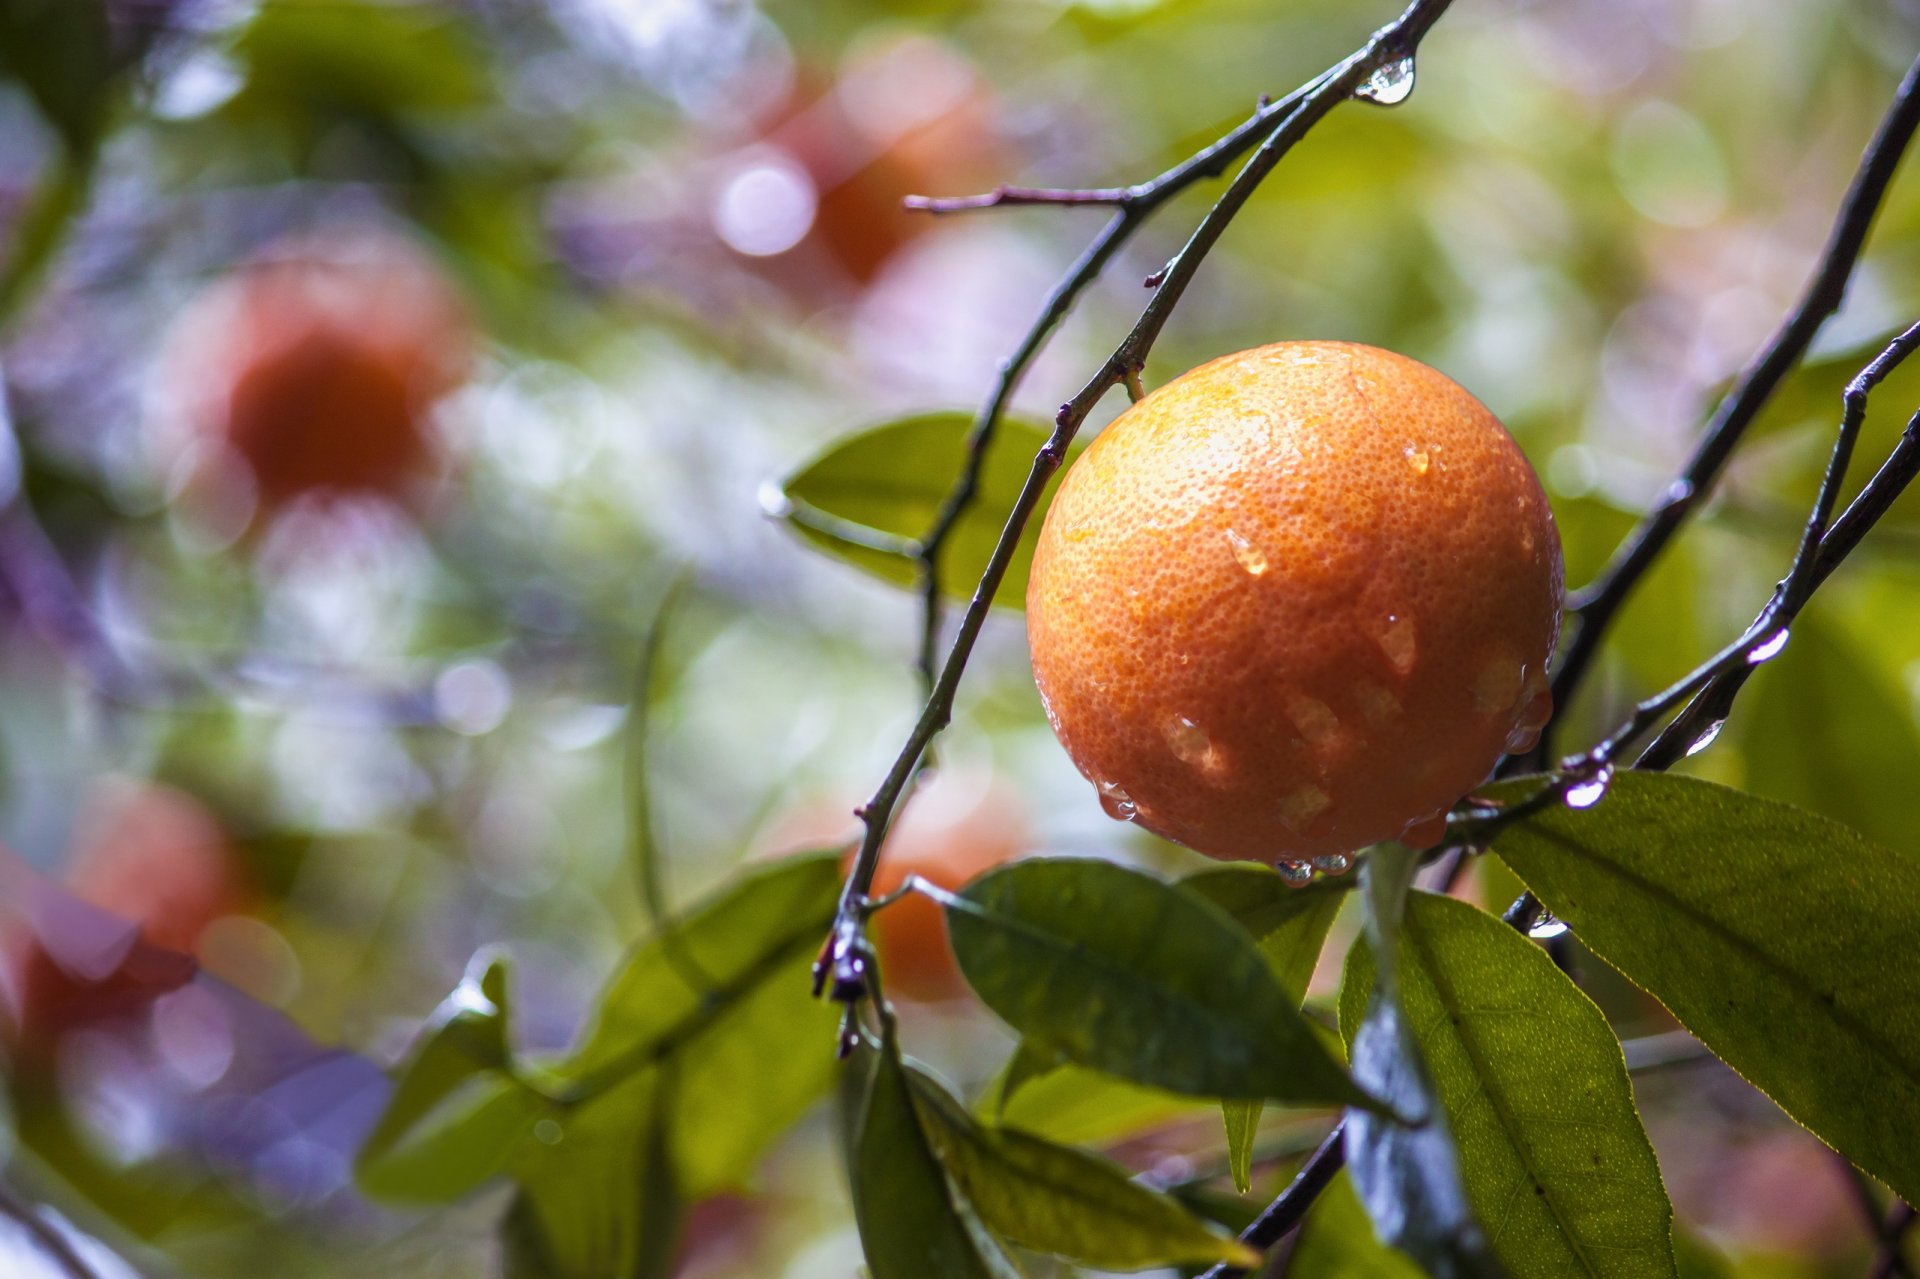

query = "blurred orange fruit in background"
[158,230,472,524]
[1027,341,1563,865]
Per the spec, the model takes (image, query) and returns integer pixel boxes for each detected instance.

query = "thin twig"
[1197,1124,1347,1279]
[820,0,1460,1005]
[1537,49,1920,762]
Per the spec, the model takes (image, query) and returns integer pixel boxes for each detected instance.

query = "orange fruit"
[765,770,1025,1001]
[160,231,471,521]
[1026,341,1562,864]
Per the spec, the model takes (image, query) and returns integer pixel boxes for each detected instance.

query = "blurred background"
[2,0,1920,1275]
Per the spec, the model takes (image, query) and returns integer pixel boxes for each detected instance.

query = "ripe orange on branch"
[1026,341,1563,865]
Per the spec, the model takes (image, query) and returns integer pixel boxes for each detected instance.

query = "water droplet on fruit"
[1400,812,1447,849]
[1405,447,1430,476]
[1284,692,1342,751]
[1276,785,1331,833]
[1224,527,1270,576]
[1165,715,1213,766]
[1473,656,1525,715]
[1372,613,1417,675]
[1355,681,1402,725]
[1746,628,1790,664]
[1528,914,1570,940]
[1274,858,1315,887]
[1097,780,1137,821]
[1311,852,1353,876]
[1684,718,1726,757]
[1355,55,1416,106]
[1565,765,1614,809]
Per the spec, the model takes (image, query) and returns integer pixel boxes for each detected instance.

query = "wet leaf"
[1342,892,1678,1279]
[1491,770,1920,1207]
[946,858,1366,1107]
[906,1063,1257,1270]
[773,412,1073,606]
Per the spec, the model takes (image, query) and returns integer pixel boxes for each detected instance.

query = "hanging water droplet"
[1746,628,1790,665]
[1354,55,1416,106]
[1684,719,1727,757]
[1565,764,1615,810]
[1097,780,1138,821]
[1311,852,1353,876]
[1528,914,1570,940]
[1224,527,1270,577]
[1275,858,1315,888]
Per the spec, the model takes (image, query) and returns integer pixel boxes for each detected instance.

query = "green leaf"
[773,412,1073,606]
[1742,615,1920,857]
[1490,770,1920,1208]
[990,1052,1205,1148]
[1181,866,1344,1192]
[1291,1171,1425,1278]
[1221,1099,1261,1194]
[946,858,1366,1107]
[1179,867,1346,999]
[0,0,115,152]
[565,852,840,1079]
[1340,892,1678,1279]
[356,952,540,1204]
[1342,846,1502,1279]
[850,1035,1024,1279]
[504,1069,681,1279]
[228,0,489,125]
[667,931,841,1196]
[905,1063,1255,1271]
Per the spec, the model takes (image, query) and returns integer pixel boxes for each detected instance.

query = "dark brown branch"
[1539,49,1920,760]
[819,0,1459,1005]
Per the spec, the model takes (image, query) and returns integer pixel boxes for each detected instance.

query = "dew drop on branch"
[1565,764,1615,810]
[1354,56,1416,106]
[1528,914,1570,940]
[1746,629,1790,665]
[1684,718,1726,757]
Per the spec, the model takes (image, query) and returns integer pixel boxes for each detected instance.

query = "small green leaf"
[1179,867,1345,999]
[1490,770,1920,1208]
[773,412,1072,606]
[1182,866,1343,1193]
[357,952,539,1203]
[1341,892,1678,1279]
[850,1035,1024,1279]
[1221,1099,1261,1194]
[946,858,1366,1107]
[565,852,840,1079]
[905,1063,1256,1271]
[505,1069,682,1279]
[1291,1170,1426,1278]
[990,1052,1205,1148]
[1342,846,1502,1279]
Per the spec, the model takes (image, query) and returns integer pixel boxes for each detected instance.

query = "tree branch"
[1537,49,1920,761]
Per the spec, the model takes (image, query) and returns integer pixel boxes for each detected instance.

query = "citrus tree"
[2,1,1919,1278]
